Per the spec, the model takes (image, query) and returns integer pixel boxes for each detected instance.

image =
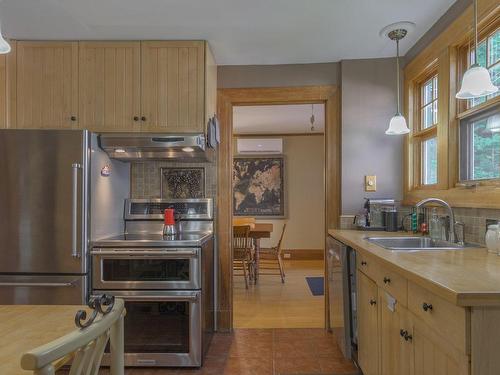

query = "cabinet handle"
[361,261,367,266]
[383,277,391,284]
[404,332,413,342]
[400,329,407,338]
[70,116,77,122]
[422,302,433,312]
[133,116,139,121]
[141,116,146,121]
[369,299,377,306]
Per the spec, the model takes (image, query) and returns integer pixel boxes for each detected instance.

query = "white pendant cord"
[473,0,478,66]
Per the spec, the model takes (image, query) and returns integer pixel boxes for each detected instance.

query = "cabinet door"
[357,271,380,375]
[16,41,78,129]
[79,42,141,131]
[379,290,412,375]
[141,41,205,132]
[413,319,469,375]
[0,54,6,128]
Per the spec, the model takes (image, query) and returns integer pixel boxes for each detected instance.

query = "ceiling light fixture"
[310,104,315,132]
[182,147,195,152]
[114,148,126,153]
[384,27,410,135]
[0,20,10,54]
[456,0,498,99]
[487,113,500,133]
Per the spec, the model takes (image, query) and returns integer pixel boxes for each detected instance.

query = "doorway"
[232,104,325,328]
[216,86,340,332]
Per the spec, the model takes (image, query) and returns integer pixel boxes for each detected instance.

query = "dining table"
[0,304,122,375]
[248,223,274,282]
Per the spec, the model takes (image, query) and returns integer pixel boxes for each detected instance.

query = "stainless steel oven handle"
[90,249,198,257]
[94,293,199,302]
[72,163,82,258]
[0,281,76,287]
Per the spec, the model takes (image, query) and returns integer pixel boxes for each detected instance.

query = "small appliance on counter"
[354,198,398,231]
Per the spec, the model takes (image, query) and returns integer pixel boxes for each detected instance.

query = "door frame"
[216,85,341,331]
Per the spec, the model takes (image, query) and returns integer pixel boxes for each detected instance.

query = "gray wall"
[218,63,339,88]
[341,58,403,214]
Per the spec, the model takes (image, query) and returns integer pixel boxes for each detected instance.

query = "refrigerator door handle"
[72,162,82,258]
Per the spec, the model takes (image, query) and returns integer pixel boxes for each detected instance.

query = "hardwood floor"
[233,260,325,329]
[95,329,359,375]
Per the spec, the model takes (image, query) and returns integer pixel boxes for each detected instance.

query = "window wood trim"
[403,0,499,208]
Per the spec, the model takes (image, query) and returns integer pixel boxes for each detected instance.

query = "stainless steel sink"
[365,236,472,251]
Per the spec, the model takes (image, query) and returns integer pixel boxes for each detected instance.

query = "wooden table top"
[249,223,273,239]
[0,305,89,375]
[329,229,500,307]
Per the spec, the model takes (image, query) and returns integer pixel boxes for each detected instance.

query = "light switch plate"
[365,175,377,192]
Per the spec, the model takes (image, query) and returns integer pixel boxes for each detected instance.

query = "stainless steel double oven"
[92,199,214,367]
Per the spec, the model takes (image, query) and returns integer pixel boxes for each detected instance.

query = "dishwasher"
[326,236,358,364]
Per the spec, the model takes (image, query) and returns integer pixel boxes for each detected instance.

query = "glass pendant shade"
[487,113,500,133]
[0,34,10,54]
[385,114,410,135]
[456,65,498,99]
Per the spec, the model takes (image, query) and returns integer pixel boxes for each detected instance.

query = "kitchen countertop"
[328,229,500,307]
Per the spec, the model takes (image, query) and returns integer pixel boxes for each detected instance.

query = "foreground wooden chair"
[21,296,125,375]
[233,225,256,288]
[259,223,287,283]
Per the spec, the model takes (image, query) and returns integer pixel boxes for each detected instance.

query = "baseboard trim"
[282,249,324,260]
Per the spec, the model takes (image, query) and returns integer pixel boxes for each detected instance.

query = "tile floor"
[96,329,359,375]
[233,260,325,328]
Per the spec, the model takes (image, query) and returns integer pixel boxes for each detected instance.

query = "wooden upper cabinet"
[79,42,141,131]
[0,54,7,128]
[16,41,78,129]
[140,41,206,133]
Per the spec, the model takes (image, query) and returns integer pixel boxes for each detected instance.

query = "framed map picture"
[233,157,285,217]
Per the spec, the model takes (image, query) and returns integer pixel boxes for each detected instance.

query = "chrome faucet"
[415,198,462,244]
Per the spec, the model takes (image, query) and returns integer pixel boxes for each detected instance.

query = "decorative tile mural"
[161,167,205,199]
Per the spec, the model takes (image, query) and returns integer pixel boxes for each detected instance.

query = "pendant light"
[0,10,10,54]
[456,0,498,99]
[486,113,500,133]
[385,28,410,135]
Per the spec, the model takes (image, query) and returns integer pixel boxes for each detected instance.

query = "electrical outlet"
[365,175,377,192]
[283,253,291,259]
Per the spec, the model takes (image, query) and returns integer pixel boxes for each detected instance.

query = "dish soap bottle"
[429,208,441,240]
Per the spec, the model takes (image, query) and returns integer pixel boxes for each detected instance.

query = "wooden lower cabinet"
[379,289,412,375]
[357,271,379,375]
[413,318,469,375]
[357,268,470,375]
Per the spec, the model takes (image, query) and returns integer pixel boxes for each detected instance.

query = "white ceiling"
[1,0,457,65]
[233,104,325,135]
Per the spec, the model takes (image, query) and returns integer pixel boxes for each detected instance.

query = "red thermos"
[163,209,177,235]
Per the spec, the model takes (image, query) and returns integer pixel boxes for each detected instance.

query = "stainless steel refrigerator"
[0,129,130,304]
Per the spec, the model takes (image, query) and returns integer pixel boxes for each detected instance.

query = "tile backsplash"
[131,161,217,199]
[340,207,500,245]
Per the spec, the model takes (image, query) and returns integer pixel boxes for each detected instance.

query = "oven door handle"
[94,293,199,302]
[90,249,198,258]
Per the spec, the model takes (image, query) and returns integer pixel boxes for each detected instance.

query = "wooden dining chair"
[233,225,255,289]
[259,223,287,283]
[21,296,126,375]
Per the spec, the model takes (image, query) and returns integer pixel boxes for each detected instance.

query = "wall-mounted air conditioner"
[236,138,283,154]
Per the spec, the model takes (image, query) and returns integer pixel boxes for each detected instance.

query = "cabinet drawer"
[375,264,408,307]
[357,252,378,281]
[408,281,469,354]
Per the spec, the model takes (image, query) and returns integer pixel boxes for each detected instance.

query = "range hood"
[98,133,214,162]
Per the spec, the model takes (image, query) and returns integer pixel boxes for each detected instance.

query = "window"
[460,107,500,181]
[422,137,438,184]
[421,76,438,129]
[411,72,439,187]
[469,28,500,108]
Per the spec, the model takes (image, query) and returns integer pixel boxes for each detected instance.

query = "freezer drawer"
[0,275,87,304]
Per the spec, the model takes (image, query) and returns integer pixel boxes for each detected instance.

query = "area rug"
[305,276,324,296]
